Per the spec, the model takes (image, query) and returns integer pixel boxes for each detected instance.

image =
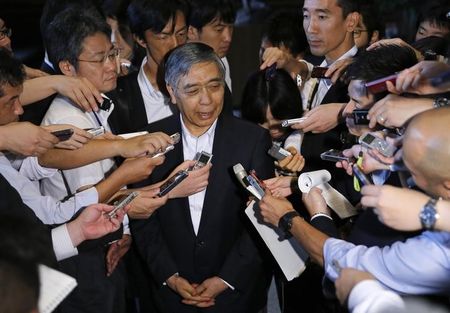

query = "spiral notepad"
[38,264,77,313]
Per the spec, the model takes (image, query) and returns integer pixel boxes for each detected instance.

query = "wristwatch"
[433,97,449,109]
[419,198,440,230]
[278,211,300,235]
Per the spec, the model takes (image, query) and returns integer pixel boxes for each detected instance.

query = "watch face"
[420,201,437,229]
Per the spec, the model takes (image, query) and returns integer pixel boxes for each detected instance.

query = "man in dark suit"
[131,42,274,312]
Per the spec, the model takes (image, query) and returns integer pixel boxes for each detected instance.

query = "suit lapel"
[196,114,232,237]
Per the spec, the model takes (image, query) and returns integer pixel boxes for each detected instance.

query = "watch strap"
[278,211,300,234]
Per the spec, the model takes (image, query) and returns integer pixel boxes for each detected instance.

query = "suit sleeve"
[218,129,274,290]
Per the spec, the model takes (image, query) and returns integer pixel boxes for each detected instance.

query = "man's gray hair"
[164,42,225,90]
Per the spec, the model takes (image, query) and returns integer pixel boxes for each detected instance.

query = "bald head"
[403,107,450,182]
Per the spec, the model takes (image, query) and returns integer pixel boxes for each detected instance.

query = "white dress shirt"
[0,152,98,224]
[137,57,175,124]
[348,280,405,313]
[310,46,358,109]
[40,95,115,200]
[323,231,450,295]
[40,95,130,233]
[181,116,217,235]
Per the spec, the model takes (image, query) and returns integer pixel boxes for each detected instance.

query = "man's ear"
[59,61,76,77]
[187,26,200,41]
[133,34,147,49]
[166,84,177,104]
[346,12,359,32]
[369,30,380,45]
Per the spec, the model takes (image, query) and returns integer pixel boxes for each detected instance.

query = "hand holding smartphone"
[157,170,189,197]
[320,149,354,163]
[108,191,139,218]
[148,132,181,158]
[358,133,396,157]
[51,128,74,141]
[268,143,292,160]
[189,151,213,171]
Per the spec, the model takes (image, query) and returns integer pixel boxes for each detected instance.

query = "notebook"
[38,264,77,313]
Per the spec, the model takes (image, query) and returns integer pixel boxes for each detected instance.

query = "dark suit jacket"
[131,113,274,313]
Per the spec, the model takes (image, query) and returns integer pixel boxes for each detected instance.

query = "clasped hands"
[166,274,228,308]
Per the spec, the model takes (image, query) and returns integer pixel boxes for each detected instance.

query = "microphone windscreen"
[233,163,248,188]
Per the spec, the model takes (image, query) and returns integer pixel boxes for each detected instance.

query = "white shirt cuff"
[51,224,78,261]
[220,277,235,291]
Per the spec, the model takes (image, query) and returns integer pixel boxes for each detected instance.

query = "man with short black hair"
[186,0,237,114]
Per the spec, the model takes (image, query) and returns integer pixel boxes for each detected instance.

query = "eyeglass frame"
[0,28,12,41]
[77,47,120,66]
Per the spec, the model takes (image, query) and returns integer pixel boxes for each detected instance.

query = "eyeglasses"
[0,28,12,41]
[353,29,368,38]
[77,47,120,66]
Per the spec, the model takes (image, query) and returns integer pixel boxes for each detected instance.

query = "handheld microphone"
[233,163,249,189]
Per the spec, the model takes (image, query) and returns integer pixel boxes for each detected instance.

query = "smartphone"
[352,109,370,125]
[358,133,396,157]
[281,117,307,127]
[246,170,265,199]
[148,132,181,158]
[352,164,373,186]
[108,191,139,218]
[268,143,292,160]
[365,74,397,94]
[320,149,353,163]
[51,128,74,142]
[157,170,189,197]
[85,126,105,137]
[311,66,329,79]
[265,63,277,81]
[190,151,213,171]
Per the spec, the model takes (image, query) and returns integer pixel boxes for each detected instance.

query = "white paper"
[245,201,308,281]
[38,264,77,313]
[298,170,358,219]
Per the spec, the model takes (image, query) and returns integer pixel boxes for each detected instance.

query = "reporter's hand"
[106,234,131,276]
[302,187,328,216]
[389,61,450,95]
[292,103,344,133]
[360,185,428,231]
[0,122,58,156]
[276,147,305,173]
[66,203,126,247]
[259,193,295,227]
[118,132,174,158]
[127,188,168,219]
[335,268,375,305]
[325,58,353,84]
[53,76,103,112]
[115,156,165,185]
[42,124,93,150]
[368,93,433,129]
[169,161,211,198]
[264,176,296,198]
